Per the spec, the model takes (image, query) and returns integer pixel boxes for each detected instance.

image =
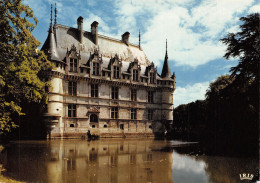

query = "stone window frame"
[68,104,76,117]
[109,54,122,79]
[113,65,120,79]
[131,88,137,101]
[91,84,98,98]
[132,69,139,81]
[149,72,156,84]
[69,58,78,73]
[111,86,119,99]
[90,114,98,123]
[111,107,119,119]
[148,91,154,103]
[128,58,141,82]
[131,108,137,119]
[68,81,77,96]
[92,62,100,76]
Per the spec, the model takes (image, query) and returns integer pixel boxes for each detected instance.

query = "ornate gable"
[128,58,141,72]
[108,54,122,69]
[66,44,81,59]
[65,44,81,73]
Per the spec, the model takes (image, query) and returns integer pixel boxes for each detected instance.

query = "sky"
[24,0,260,107]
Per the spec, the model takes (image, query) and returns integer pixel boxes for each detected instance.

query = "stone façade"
[41,6,175,138]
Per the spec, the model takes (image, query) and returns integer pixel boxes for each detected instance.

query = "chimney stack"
[122,32,130,46]
[77,16,83,43]
[91,21,99,45]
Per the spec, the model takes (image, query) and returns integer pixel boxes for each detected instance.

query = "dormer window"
[69,58,77,72]
[93,62,100,75]
[150,72,155,84]
[133,69,138,81]
[113,66,120,78]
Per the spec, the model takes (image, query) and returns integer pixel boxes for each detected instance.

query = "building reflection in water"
[0,139,173,183]
[46,139,173,183]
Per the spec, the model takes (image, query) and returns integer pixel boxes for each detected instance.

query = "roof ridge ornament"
[166,39,168,59]
[94,48,99,55]
[50,4,53,28]
[54,3,57,25]
[139,29,141,49]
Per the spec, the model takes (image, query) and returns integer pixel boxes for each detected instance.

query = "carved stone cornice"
[48,70,174,90]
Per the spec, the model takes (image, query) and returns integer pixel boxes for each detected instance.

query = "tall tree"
[220,13,259,154]
[0,0,53,135]
[221,13,259,84]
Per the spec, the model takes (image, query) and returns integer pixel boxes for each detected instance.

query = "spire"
[139,29,141,49]
[166,39,168,58]
[161,39,171,78]
[41,4,59,60]
[50,4,53,28]
[54,3,57,25]
[49,4,53,33]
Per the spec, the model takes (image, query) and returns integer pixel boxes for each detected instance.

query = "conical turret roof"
[161,39,171,79]
[41,4,59,60]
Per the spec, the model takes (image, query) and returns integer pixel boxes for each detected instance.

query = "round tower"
[47,76,64,138]
[159,39,175,135]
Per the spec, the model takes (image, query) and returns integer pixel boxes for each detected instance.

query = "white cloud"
[174,82,209,107]
[82,13,111,33]
[249,4,260,13]
[27,0,259,68]
[112,0,256,67]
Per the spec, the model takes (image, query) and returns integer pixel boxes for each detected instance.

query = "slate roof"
[41,21,173,79]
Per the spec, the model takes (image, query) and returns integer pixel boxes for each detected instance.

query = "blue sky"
[24,0,260,107]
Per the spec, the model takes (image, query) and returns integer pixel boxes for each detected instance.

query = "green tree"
[221,13,259,83]
[220,13,259,155]
[170,14,259,156]
[0,0,53,135]
[206,75,234,100]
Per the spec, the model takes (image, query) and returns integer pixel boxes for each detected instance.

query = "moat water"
[0,139,257,183]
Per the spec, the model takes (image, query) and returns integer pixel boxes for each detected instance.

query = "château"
[41,6,175,138]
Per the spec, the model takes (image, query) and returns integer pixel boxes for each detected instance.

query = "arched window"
[90,114,98,123]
